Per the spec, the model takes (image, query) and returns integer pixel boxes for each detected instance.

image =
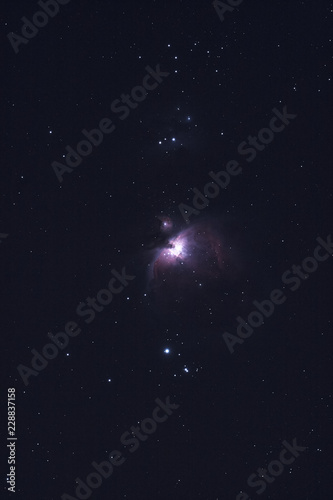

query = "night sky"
[2,1,333,499]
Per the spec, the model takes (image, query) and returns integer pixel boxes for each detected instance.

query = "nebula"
[145,216,245,332]
[150,220,231,296]
[157,215,173,233]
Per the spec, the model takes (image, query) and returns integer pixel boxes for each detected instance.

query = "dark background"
[1,1,332,499]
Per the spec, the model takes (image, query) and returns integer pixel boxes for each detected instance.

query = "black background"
[1,1,332,499]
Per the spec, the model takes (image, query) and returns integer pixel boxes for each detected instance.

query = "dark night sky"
[1,1,333,499]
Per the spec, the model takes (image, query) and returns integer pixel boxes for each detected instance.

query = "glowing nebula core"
[169,239,184,257]
[152,222,226,287]
[161,235,186,260]
[147,217,242,321]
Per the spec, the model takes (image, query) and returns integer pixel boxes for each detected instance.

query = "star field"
[2,1,333,499]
